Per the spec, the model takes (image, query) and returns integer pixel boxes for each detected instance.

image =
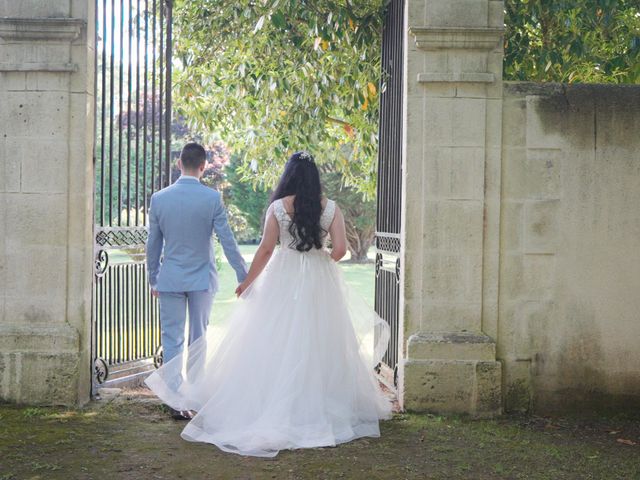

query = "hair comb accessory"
[298,151,314,162]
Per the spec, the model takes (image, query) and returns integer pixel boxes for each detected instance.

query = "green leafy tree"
[322,167,376,262]
[225,156,271,237]
[172,0,385,197]
[504,0,640,83]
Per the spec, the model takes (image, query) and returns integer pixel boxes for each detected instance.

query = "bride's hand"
[235,283,246,297]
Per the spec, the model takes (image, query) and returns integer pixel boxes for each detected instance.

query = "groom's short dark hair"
[180,142,207,169]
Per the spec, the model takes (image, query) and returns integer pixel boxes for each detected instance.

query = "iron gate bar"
[135,0,140,225]
[108,0,115,227]
[143,0,148,220]
[126,1,132,226]
[117,0,123,226]
[151,0,156,196]
[159,0,164,189]
[100,0,107,226]
[164,0,172,185]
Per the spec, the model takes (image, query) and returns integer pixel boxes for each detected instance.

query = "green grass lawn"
[210,244,375,325]
[2,400,638,480]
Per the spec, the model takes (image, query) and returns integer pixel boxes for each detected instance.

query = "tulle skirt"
[145,247,392,457]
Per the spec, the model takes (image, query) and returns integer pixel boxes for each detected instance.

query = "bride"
[146,150,392,457]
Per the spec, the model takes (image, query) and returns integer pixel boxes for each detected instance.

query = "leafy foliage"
[504,0,640,83]
[172,0,385,196]
[322,167,376,262]
[225,156,271,236]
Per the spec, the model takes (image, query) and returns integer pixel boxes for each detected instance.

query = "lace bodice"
[271,198,336,250]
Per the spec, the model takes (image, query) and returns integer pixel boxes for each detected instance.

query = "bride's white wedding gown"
[145,198,392,457]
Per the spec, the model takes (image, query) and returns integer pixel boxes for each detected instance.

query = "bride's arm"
[235,204,279,296]
[328,205,348,262]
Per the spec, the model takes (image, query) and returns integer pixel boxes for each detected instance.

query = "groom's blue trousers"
[158,289,213,364]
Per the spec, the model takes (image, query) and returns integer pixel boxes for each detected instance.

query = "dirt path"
[1,393,639,480]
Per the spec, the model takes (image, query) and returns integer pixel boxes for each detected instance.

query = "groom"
[146,142,248,419]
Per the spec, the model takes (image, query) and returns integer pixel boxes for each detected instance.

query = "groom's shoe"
[166,406,194,421]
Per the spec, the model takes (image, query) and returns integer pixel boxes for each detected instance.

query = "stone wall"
[0,0,94,405]
[499,83,640,412]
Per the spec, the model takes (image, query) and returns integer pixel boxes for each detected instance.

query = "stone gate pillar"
[0,1,94,405]
[401,0,503,415]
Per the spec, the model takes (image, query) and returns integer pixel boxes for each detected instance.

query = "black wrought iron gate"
[92,0,172,388]
[375,0,404,387]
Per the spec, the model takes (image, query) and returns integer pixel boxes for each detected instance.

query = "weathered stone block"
[502,359,533,412]
[0,352,80,405]
[408,0,426,25]
[35,43,71,65]
[423,199,484,255]
[522,254,556,301]
[526,95,566,149]
[502,147,527,200]
[70,43,92,93]
[453,82,490,99]
[424,147,484,200]
[0,44,24,64]
[424,0,489,28]
[0,138,22,192]
[408,331,496,360]
[21,139,69,193]
[424,97,453,145]
[485,98,503,147]
[404,358,502,416]
[501,201,523,251]
[524,148,562,199]
[0,0,71,18]
[523,199,560,254]
[5,192,67,246]
[27,72,70,92]
[405,100,425,158]
[447,51,488,77]
[502,99,526,147]
[419,51,448,76]
[502,253,556,302]
[501,253,524,300]
[0,71,26,91]
[3,91,69,138]
[0,324,78,352]
[403,298,424,338]
[452,98,486,147]
[421,254,470,302]
[4,245,67,306]
[421,302,482,332]
[488,1,504,28]
[476,360,502,414]
[0,323,80,404]
[497,300,539,359]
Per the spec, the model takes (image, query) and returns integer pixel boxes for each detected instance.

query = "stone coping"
[0,17,85,41]
[409,26,503,51]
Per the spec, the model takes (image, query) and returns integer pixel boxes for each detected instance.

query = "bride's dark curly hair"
[271,151,324,252]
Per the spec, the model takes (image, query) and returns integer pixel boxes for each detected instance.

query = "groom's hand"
[151,288,159,298]
[235,284,244,297]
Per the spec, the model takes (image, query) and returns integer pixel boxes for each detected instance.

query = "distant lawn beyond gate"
[211,244,375,325]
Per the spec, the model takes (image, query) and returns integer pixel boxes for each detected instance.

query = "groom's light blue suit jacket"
[146,176,248,293]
